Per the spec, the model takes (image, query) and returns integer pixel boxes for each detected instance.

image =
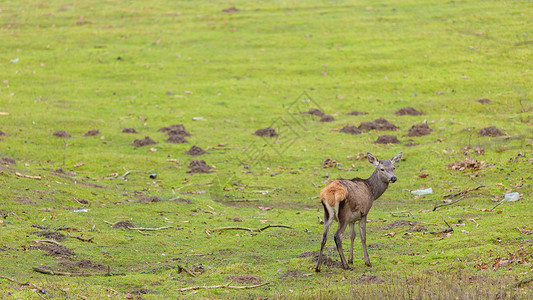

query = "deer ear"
[367,152,379,166]
[390,152,403,165]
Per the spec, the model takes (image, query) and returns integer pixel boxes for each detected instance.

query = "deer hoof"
[348,259,353,264]
[365,261,372,267]
[315,267,321,273]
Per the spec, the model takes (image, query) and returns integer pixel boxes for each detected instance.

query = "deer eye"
[380,168,385,171]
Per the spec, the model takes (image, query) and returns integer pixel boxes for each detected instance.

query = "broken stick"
[32,266,125,276]
[428,216,454,235]
[0,274,47,297]
[176,281,269,292]
[209,224,293,233]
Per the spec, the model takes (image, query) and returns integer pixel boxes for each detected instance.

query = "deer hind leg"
[333,217,350,270]
[358,215,372,267]
[348,223,356,264]
[315,203,334,272]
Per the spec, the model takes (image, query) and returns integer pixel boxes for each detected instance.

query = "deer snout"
[389,176,397,183]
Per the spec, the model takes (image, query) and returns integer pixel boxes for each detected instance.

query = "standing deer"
[315,152,402,272]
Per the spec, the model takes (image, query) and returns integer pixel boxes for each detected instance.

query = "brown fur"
[320,180,347,207]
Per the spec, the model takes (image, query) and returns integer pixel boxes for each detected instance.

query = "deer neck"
[366,169,389,201]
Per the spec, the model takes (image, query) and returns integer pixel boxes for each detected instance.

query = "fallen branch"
[176,281,269,292]
[177,265,197,277]
[15,172,41,180]
[428,216,453,235]
[33,266,125,277]
[33,239,64,246]
[433,196,466,211]
[489,198,506,211]
[209,224,293,233]
[512,275,533,288]
[0,275,47,298]
[443,185,487,199]
[127,226,173,231]
[390,210,412,217]
[67,233,94,243]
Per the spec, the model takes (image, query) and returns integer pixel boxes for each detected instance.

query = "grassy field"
[1,0,532,298]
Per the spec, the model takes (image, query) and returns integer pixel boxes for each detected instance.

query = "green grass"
[1,0,532,298]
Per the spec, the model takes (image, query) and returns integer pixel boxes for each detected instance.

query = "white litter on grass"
[411,188,433,196]
[504,192,520,202]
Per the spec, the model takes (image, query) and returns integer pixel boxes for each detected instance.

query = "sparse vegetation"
[0,0,532,298]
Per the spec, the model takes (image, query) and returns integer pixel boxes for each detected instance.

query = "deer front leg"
[315,218,333,272]
[334,221,350,270]
[348,223,356,264]
[359,215,372,267]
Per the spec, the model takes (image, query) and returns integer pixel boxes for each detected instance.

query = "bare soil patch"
[137,195,162,203]
[355,274,385,284]
[0,130,10,136]
[53,168,76,176]
[59,259,107,271]
[83,129,100,137]
[166,135,188,143]
[53,130,71,138]
[122,128,138,134]
[478,126,503,137]
[112,220,135,229]
[395,107,424,116]
[185,145,207,156]
[359,118,398,131]
[131,136,157,147]
[159,124,191,137]
[320,115,335,122]
[409,225,428,232]
[303,108,325,117]
[14,196,36,205]
[405,123,432,137]
[173,197,191,204]
[347,110,367,116]
[340,126,362,135]
[254,127,278,137]
[187,160,212,173]
[33,231,67,242]
[477,98,491,104]
[222,6,240,13]
[375,135,400,144]
[0,156,16,165]
[226,275,262,284]
[31,243,76,258]
[404,142,419,147]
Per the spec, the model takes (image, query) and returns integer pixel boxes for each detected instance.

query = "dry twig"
[0,274,47,298]
[208,224,293,233]
[428,216,453,235]
[32,266,125,277]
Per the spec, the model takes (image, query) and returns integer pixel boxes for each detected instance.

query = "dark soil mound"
[185,145,207,156]
[0,130,10,136]
[409,225,428,232]
[359,118,398,131]
[112,220,134,229]
[226,275,262,284]
[347,110,368,116]
[222,6,240,13]
[33,231,66,242]
[31,243,75,258]
[375,135,400,144]
[131,136,157,147]
[83,129,100,137]
[59,259,107,271]
[477,98,491,104]
[159,124,191,137]
[320,115,335,122]
[187,160,212,173]
[173,197,191,204]
[405,123,432,137]
[395,107,424,116]
[355,274,385,284]
[53,130,71,138]
[478,126,503,137]
[131,288,157,295]
[254,127,278,137]
[137,195,162,203]
[297,251,344,268]
[340,126,362,135]
[380,220,416,230]
[165,135,188,143]
[303,108,325,117]
[0,156,16,165]
[122,128,138,134]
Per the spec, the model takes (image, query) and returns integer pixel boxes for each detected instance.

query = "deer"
[315,152,402,272]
